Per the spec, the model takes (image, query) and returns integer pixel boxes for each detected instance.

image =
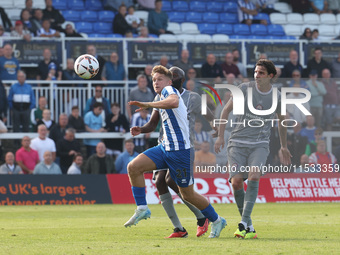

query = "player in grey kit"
[214,59,292,239]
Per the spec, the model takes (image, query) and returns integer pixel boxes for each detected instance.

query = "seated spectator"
[101,52,126,83]
[137,0,155,10]
[173,49,193,76]
[49,113,69,145]
[124,31,133,38]
[37,19,60,38]
[86,45,106,81]
[310,0,332,14]
[148,0,172,35]
[237,0,267,25]
[201,54,223,80]
[309,140,337,172]
[328,0,340,14]
[36,48,62,83]
[62,58,83,86]
[306,48,331,78]
[300,116,317,143]
[21,9,38,35]
[115,139,139,174]
[11,20,32,41]
[0,25,10,38]
[232,49,247,78]
[332,52,340,77]
[312,29,319,41]
[131,108,151,153]
[68,106,85,132]
[254,0,280,14]
[22,0,35,17]
[288,69,308,90]
[15,136,40,174]
[103,0,134,12]
[125,5,141,34]
[43,0,65,31]
[290,0,311,14]
[0,117,7,160]
[37,109,56,130]
[221,52,241,79]
[67,153,83,175]
[30,124,57,161]
[153,55,172,69]
[300,28,312,40]
[84,142,116,174]
[31,96,48,131]
[33,150,62,174]
[0,44,20,84]
[282,50,303,78]
[194,120,210,151]
[194,141,216,172]
[84,85,111,121]
[0,152,23,174]
[84,102,107,157]
[31,8,44,34]
[57,128,81,174]
[64,23,82,38]
[113,4,133,36]
[305,128,324,156]
[0,7,13,32]
[295,154,311,173]
[105,103,130,156]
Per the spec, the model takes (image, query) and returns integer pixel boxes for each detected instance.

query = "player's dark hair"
[314,47,322,52]
[111,102,120,108]
[93,102,103,109]
[73,152,83,161]
[256,59,277,78]
[71,106,79,111]
[169,66,185,91]
[125,139,134,144]
[151,65,173,80]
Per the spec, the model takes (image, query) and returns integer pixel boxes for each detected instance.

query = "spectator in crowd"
[101,52,126,83]
[137,0,155,10]
[328,0,340,14]
[36,19,60,38]
[0,152,23,174]
[194,141,216,170]
[33,150,62,174]
[15,136,40,174]
[200,54,223,80]
[0,25,10,38]
[36,48,62,83]
[115,139,139,174]
[103,0,134,12]
[309,140,337,172]
[138,26,151,39]
[127,74,154,119]
[0,80,7,123]
[49,113,69,145]
[57,128,81,174]
[11,20,31,41]
[221,52,241,79]
[84,142,116,174]
[0,44,20,84]
[287,123,309,166]
[321,68,340,130]
[0,7,13,32]
[22,0,35,17]
[254,0,280,14]
[148,0,171,35]
[84,102,107,157]
[312,29,319,41]
[307,70,327,127]
[67,153,83,175]
[113,4,133,36]
[37,109,56,130]
[186,79,197,93]
[215,91,232,119]
[86,44,106,80]
[31,8,44,33]
[331,52,340,78]
[124,31,133,38]
[8,70,35,133]
[232,49,247,78]
[131,108,151,153]
[30,124,57,161]
[64,23,82,38]
[334,144,340,163]
[84,85,111,122]
[62,58,83,86]
[125,5,141,34]
[237,0,267,25]
[105,103,130,156]
[306,48,331,78]
[0,117,7,160]
[194,119,210,151]
[42,0,65,31]
[30,96,48,131]
[288,69,308,90]
[21,9,38,35]
[153,55,172,69]
[290,0,311,14]
[295,154,311,173]
[300,115,317,143]
[282,50,303,78]
[183,67,197,88]
[143,64,154,94]
[299,27,312,40]
[310,0,331,14]
[173,49,193,75]
[305,128,324,156]
[68,106,85,132]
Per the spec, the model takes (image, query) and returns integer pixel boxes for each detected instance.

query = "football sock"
[177,193,205,220]
[132,186,147,206]
[234,188,253,227]
[241,180,259,226]
[248,225,255,232]
[160,192,183,230]
[240,221,248,229]
[137,205,148,210]
[201,203,218,222]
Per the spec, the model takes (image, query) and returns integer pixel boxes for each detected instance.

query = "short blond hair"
[151,65,172,80]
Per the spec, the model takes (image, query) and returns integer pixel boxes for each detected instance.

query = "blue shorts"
[144,145,194,187]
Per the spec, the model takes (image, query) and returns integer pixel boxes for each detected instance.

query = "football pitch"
[0,203,339,255]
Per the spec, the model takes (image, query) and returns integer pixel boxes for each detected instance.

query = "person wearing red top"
[15,136,40,174]
[221,52,241,79]
[309,140,337,172]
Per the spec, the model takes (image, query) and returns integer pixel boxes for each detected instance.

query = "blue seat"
[95,22,112,34]
[253,13,270,24]
[106,33,123,38]
[81,10,97,22]
[233,24,250,35]
[229,35,249,40]
[168,12,186,23]
[207,2,223,12]
[219,13,238,24]
[75,22,93,33]
[68,0,85,10]
[85,0,103,11]
[88,33,106,38]
[198,23,216,34]
[224,2,238,13]
[248,35,267,40]
[266,35,284,40]
[62,10,80,22]
[172,1,189,11]
[98,10,115,22]
[216,24,233,34]
[267,24,285,36]
[186,12,202,23]
[202,12,219,23]
[189,1,206,12]
[53,0,67,10]
[162,1,172,12]
[281,35,297,40]
[250,24,268,35]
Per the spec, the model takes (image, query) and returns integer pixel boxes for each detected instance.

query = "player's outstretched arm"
[277,113,292,165]
[130,110,160,136]
[129,94,179,112]
[214,99,233,153]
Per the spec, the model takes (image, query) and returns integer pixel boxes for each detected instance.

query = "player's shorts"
[227,142,269,182]
[144,145,194,187]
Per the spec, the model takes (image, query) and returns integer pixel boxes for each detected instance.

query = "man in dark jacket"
[84,142,116,174]
[0,7,13,32]
[42,0,65,31]
[0,80,7,123]
[113,4,132,35]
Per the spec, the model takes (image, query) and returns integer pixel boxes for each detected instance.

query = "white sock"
[137,205,148,210]
[248,225,255,231]
[240,220,248,229]
[213,215,221,224]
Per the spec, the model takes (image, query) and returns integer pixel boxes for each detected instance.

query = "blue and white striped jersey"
[131,112,151,146]
[155,86,190,151]
[238,0,256,22]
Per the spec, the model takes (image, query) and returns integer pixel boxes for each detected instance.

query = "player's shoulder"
[161,86,179,96]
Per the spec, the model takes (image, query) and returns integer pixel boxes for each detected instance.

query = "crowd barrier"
[1,173,339,206]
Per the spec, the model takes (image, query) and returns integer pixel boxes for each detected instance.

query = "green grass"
[0,203,339,254]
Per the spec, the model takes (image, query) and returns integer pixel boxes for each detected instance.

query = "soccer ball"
[74,54,99,79]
